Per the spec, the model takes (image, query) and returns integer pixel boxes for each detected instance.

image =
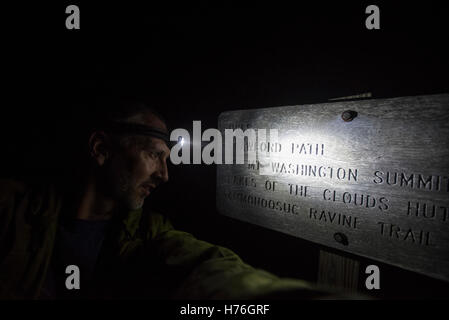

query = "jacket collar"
[121,207,143,239]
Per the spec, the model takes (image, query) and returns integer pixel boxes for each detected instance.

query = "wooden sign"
[216,94,449,282]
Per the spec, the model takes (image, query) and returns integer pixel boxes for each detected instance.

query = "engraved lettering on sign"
[270,163,358,181]
[407,201,448,222]
[264,180,278,191]
[247,161,260,171]
[246,141,282,153]
[291,143,325,156]
[288,184,309,197]
[309,208,358,229]
[377,222,434,246]
[373,171,449,192]
[217,94,449,282]
[323,189,389,211]
[230,175,257,188]
[224,191,299,214]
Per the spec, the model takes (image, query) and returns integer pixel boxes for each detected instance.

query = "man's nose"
[156,158,169,183]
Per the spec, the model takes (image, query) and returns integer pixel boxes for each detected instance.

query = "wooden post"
[317,250,360,293]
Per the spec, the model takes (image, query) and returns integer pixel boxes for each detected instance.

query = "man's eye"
[146,151,158,158]
[147,151,162,158]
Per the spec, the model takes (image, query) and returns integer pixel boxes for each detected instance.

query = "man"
[0,98,334,299]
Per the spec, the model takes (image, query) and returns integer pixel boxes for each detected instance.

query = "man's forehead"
[146,136,170,149]
[125,112,168,133]
[104,111,172,148]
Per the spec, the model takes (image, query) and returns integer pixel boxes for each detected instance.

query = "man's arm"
[145,213,337,299]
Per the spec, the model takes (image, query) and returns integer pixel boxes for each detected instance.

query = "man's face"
[102,113,170,210]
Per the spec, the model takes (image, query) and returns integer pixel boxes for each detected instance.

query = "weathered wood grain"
[217,94,449,282]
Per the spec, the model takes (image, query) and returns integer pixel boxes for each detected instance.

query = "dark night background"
[1,2,449,299]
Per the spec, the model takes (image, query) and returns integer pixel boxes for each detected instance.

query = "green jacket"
[0,179,325,299]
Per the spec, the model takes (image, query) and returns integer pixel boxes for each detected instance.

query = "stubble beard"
[114,171,145,210]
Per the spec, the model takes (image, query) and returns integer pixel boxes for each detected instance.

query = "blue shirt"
[40,218,110,299]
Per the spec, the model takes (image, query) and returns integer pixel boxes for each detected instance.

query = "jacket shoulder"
[144,211,174,240]
[0,178,62,219]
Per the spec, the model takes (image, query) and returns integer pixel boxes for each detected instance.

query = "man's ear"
[88,131,112,166]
